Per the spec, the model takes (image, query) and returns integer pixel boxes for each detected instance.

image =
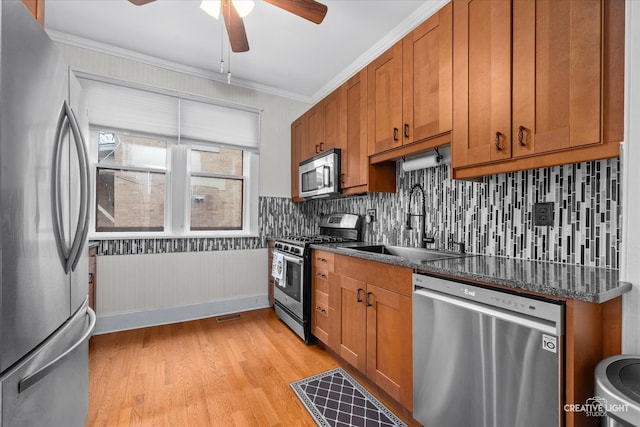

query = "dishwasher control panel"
[413,273,564,330]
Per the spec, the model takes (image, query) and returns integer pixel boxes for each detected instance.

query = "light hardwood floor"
[87,308,416,426]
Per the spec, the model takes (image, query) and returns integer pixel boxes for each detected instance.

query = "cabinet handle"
[357,288,364,303]
[319,142,324,151]
[366,292,373,307]
[316,273,327,279]
[518,126,526,146]
[88,272,94,284]
[341,173,345,185]
[393,127,399,141]
[315,144,320,153]
[404,123,409,138]
[495,132,502,151]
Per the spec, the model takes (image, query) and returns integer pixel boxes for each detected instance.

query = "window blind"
[179,98,259,150]
[79,78,260,150]
[81,79,178,137]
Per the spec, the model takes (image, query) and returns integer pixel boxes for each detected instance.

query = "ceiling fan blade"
[128,0,155,5]
[222,0,250,52]
[264,0,327,24]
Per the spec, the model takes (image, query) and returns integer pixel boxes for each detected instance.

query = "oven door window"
[279,257,302,302]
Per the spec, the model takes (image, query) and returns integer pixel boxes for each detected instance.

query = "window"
[190,146,244,230]
[82,77,260,237]
[96,131,168,232]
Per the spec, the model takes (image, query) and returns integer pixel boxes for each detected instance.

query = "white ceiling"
[45,0,447,103]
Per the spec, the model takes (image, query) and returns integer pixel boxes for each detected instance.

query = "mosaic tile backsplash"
[98,158,620,269]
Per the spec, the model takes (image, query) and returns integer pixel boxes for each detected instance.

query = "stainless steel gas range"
[272,213,362,343]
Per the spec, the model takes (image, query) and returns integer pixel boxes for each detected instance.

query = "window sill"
[89,232,261,240]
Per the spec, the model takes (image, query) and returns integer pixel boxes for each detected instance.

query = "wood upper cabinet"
[402,2,453,145]
[368,3,453,157]
[368,41,404,155]
[342,70,396,195]
[21,0,45,26]
[452,0,625,178]
[306,87,345,160]
[332,254,413,411]
[290,115,306,201]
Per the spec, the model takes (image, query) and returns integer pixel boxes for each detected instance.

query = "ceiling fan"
[128,0,328,53]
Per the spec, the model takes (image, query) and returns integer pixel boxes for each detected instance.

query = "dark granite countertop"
[311,242,631,303]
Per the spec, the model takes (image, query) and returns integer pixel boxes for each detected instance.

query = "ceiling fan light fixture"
[200,0,221,19]
[233,0,255,18]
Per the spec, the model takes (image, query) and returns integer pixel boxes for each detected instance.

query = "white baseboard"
[93,294,270,335]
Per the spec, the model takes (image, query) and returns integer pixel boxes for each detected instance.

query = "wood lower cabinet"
[331,253,414,411]
[312,251,335,347]
[452,0,624,178]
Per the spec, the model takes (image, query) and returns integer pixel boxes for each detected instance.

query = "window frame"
[84,77,261,240]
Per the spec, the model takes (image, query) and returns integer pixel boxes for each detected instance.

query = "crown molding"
[46,29,314,104]
[309,0,449,104]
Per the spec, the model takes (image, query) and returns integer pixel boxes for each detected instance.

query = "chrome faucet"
[406,183,434,248]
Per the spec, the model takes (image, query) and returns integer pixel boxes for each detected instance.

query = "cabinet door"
[307,106,323,159]
[343,70,368,190]
[512,0,603,157]
[335,274,367,373]
[322,88,344,152]
[366,284,413,411]
[403,2,453,144]
[291,115,306,200]
[452,0,512,167]
[368,41,403,156]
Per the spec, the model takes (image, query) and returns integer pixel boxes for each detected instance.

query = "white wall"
[53,43,309,331]
[55,42,311,198]
[621,0,640,353]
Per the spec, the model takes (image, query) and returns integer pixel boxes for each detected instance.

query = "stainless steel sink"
[347,245,468,262]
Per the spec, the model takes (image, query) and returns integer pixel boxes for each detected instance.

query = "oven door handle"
[274,251,304,266]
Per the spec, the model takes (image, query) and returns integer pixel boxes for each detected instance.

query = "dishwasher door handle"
[414,288,559,335]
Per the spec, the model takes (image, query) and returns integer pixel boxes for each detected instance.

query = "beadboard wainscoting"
[95,249,268,334]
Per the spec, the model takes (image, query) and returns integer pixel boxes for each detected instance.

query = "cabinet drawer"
[313,250,335,270]
[314,269,330,293]
[313,290,330,343]
[334,254,412,297]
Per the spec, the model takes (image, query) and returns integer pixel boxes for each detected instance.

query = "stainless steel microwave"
[299,148,341,199]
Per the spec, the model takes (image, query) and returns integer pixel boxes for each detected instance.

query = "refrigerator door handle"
[66,105,90,272]
[51,102,71,273]
[18,305,96,393]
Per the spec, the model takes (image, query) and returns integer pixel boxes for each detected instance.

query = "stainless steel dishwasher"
[413,273,564,427]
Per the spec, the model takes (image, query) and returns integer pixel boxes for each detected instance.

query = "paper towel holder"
[401,146,451,172]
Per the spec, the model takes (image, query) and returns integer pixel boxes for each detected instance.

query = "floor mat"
[290,367,408,427]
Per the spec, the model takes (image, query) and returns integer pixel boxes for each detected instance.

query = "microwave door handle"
[323,165,330,188]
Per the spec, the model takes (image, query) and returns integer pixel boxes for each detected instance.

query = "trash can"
[595,355,640,426]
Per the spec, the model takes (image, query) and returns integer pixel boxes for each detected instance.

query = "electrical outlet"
[366,208,377,223]
[533,202,554,226]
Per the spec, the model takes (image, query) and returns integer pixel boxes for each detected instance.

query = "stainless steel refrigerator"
[0,2,95,426]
